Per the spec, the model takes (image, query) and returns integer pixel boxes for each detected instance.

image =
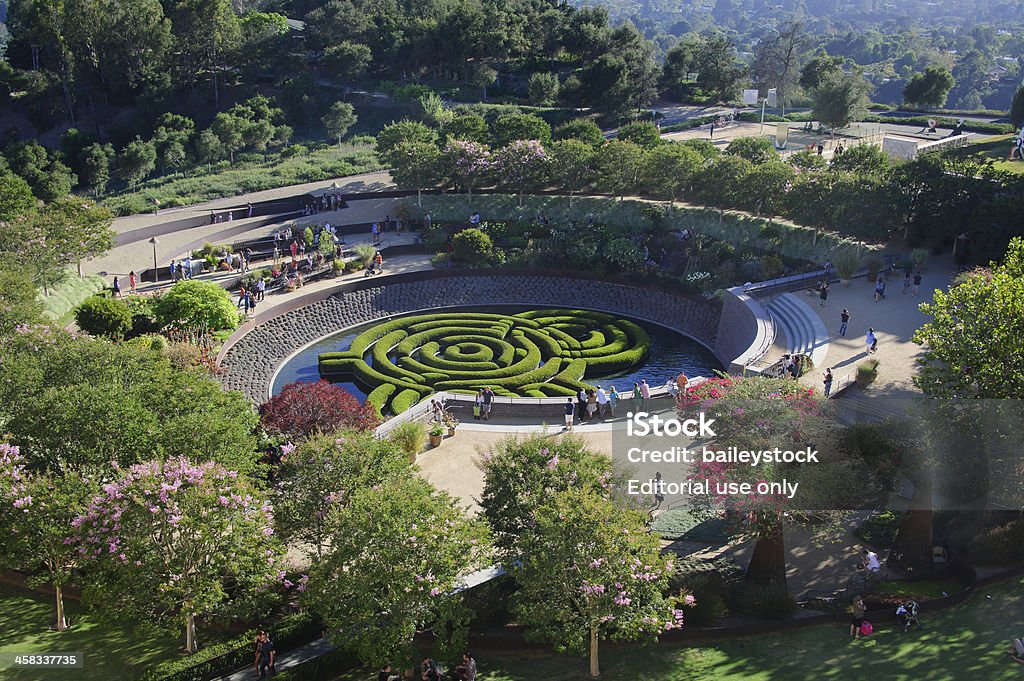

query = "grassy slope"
[945,135,1024,174]
[41,273,107,327]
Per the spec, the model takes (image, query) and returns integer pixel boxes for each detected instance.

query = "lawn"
[945,135,1024,174]
[330,574,1024,681]
[0,585,182,681]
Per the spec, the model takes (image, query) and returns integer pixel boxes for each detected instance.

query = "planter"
[447,427,457,437]
[840,278,851,287]
[429,433,443,447]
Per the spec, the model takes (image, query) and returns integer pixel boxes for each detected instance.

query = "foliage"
[640,143,703,204]
[274,431,412,560]
[1011,86,1024,129]
[855,510,904,549]
[305,476,490,666]
[596,139,643,200]
[913,238,1024,398]
[724,137,778,165]
[71,457,285,652]
[553,119,604,146]
[811,70,872,132]
[493,139,548,201]
[617,121,661,148]
[903,66,955,108]
[75,295,133,339]
[387,141,442,204]
[0,258,45,334]
[444,139,492,196]
[491,113,552,146]
[728,583,798,620]
[322,102,357,146]
[527,72,560,106]
[450,227,494,265]
[856,358,880,385]
[376,120,437,160]
[152,279,240,331]
[387,419,428,458]
[512,487,688,677]
[259,380,380,440]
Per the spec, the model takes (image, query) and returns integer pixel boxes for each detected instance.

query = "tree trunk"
[184,609,198,653]
[77,260,83,278]
[745,529,788,593]
[589,624,600,677]
[417,187,422,207]
[54,584,68,631]
[888,479,933,576]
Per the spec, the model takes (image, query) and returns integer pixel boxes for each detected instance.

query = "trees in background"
[811,70,873,133]
[903,65,955,108]
[322,102,358,147]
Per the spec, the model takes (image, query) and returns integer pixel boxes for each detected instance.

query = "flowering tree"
[443,139,491,198]
[513,488,690,678]
[477,433,623,559]
[493,139,548,207]
[306,476,490,666]
[274,431,413,560]
[259,380,379,440]
[71,457,285,652]
[0,444,90,631]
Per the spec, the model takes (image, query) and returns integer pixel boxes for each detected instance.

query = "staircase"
[765,292,830,369]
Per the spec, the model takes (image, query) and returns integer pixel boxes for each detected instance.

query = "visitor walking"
[255,278,266,302]
[640,379,651,412]
[874,277,886,302]
[596,386,609,418]
[564,398,574,431]
[112,275,121,297]
[481,387,494,420]
[256,632,275,678]
[709,121,715,139]
[912,271,922,296]
[823,367,833,397]
[839,308,850,337]
[819,281,829,307]
[866,327,877,354]
[128,271,137,294]
[374,251,383,272]
[473,391,483,420]
[902,271,911,294]
[578,387,589,421]
[608,386,618,417]
[632,382,642,413]
[184,255,193,279]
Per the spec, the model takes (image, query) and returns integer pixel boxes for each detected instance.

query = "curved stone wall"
[218,272,730,403]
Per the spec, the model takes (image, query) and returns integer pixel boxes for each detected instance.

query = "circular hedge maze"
[317,309,651,414]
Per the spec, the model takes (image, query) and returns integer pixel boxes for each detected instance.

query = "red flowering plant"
[260,380,380,440]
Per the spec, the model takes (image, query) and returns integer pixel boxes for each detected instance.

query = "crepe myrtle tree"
[0,444,91,631]
[443,139,492,198]
[493,139,548,207]
[306,476,490,666]
[513,487,691,678]
[71,457,285,652]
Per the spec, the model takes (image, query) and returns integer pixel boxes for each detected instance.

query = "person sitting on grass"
[1009,638,1024,663]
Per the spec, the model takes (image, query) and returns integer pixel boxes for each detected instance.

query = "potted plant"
[834,251,859,286]
[443,412,460,437]
[910,248,929,271]
[428,422,444,447]
[855,358,880,388]
[865,255,884,284]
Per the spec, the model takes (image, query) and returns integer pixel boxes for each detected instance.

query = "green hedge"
[391,388,422,413]
[268,649,354,681]
[139,613,322,681]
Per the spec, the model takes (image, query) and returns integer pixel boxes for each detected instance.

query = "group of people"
[470,388,495,421]
[208,203,254,224]
[378,653,476,681]
[237,280,265,315]
[303,192,347,215]
[567,385,620,428]
[371,214,406,244]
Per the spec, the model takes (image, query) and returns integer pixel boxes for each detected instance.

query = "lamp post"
[149,237,159,283]
[759,88,777,135]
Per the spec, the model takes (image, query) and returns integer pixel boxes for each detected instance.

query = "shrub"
[259,380,380,439]
[617,121,662,148]
[123,296,159,337]
[759,255,784,280]
[75,295,133,339]
[451,228,493,265]
[730,582,797,620]
[856,358,880,386]
[280,144,308,159]
[353,243,376,267]
[833,251,860,280]
[552,118,603,146]
[304,227,315,248]
[967,519,1024,565]
[864,254,884,282]
[152,280,240,332]
[910,248,929,269]
[855,510,904,549]
[388,419,428,458]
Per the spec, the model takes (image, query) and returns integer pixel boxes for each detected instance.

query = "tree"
[742,162,796,216]
[0,259,44,334]
[37,197,114,276]
[493,139,548,206]
[6,141,77,202]
[553,119,604,146]
[469,63,498,101]
[259,380,380,439]
[376,120,437,159]
[596,139,643,202]
[828,144,890,176]
[751,21,812,113]
[443,114,489,144]
[152,279,240,331]
[450,228,494,265]
[491,113,551,147]
[527,72,560,106]
[322,102,358,147]
[0,171,36,221]
[1010,86,1024,129]
[79,143,114,194]
[306,476,490,666]
[443,140,492,197]
[640,143,703,205]
[211,113,248,163]
[513,488,686,678]
[616,121,661,149]
[388,141,443,206]
[117,137,156,188]
[812,71,872,134]
[903,66,955,108]
[549,139,597,207]
[194,130,223,167]
[691,33,745,103]
[75,295,132,339]
[322,41,372,82]
[71,457,284,653]
[724,137,777,165]
[913,238,1024,399]
[799,53,844,91]
[275,431,413,560]
[0,443,89,631]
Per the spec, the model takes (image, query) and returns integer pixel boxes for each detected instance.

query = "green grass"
[944,135,1024,174]
[0,585,182,681]
[41,273,107,327]
[329,575,1024,681]
[103,144,383,216]
[872,578,966,600]
[650,509,731,543]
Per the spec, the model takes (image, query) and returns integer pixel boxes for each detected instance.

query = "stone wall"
[219,273,726,403]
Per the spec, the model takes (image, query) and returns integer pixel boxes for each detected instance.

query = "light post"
[149,237,159,283]
[759,88,777,135]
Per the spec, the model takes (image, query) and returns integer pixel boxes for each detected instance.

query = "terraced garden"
[318,309,651,414]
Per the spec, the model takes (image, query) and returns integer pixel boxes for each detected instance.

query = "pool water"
[271,306,722,399]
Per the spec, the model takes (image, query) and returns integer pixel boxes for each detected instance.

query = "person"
[244,247,253,272]
[256,632,275,678]
[578,387,589,421]
[709,121,715,139]
[455,652,477,681]
[431,399,442,422]
[421,657,441,681]
[586,389,598,419]
[862,548,881,574]
[384,215,392,232]
[819,280,829,307]
[564,397,575,431]
[839,308,850,337]
[823,258,833,275]
[653,471,665,508]
[379,665,397,681]
[255,277,266,302]
[128,270,137,294]
[639,379,651,412]
[823,367,833,397]
[184,255,193,279]
[596,386,609,418]
[374,251,383,272]
[850,595,866,639]
[112,275,121,297]
[912,270,922,296]
[473,390,483,421]
[372,223,381,244]
[481,386,493,420]
[835,144,844,155]
[874,277,886,302]
[903,271,911,294]
[1009,638,1024,662]
[866,327,877,354]
[675,372,688,405]
[169,260,177,281]
[469,211,481,225]
[632,382,642,413]
[817,141,824,155]
[608,385,618,417]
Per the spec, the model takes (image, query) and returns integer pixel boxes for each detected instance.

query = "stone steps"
[766,292,830,368]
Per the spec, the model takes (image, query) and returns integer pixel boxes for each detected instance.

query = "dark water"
[271,306,722,399]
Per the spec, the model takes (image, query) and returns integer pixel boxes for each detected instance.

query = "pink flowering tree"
[305,476,490,666]
[274,431,413,560]
[513,487,691,678]
[682,376,862,593]
[493,139,548,206]
[70,457,285,652]
[477,433,627,560]
[443,139,492,198]
[0,443,91,631]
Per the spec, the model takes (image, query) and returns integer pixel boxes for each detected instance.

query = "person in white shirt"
[596,387,609,418]
[862,549,881,573]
